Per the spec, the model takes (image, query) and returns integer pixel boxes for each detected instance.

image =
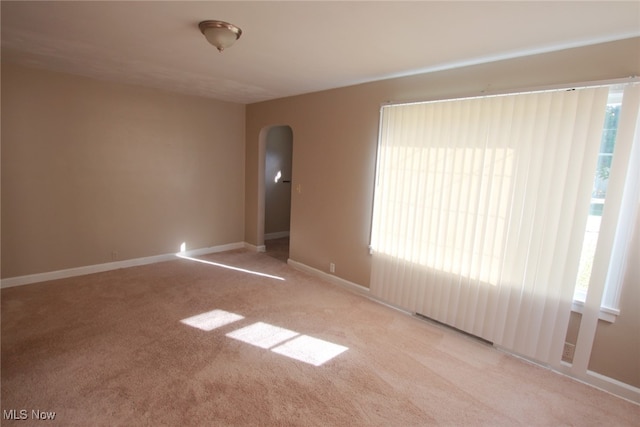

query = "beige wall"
[1,63,246,278]
[264,126,293,235]
[245,37,640,385]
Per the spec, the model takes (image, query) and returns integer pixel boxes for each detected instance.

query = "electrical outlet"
[329,262,335,273]
[111,251,119,261]
[562,342,575,362]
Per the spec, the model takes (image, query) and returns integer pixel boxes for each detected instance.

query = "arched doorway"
[258,125,293,262]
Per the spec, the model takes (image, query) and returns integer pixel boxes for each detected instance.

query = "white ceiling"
[2,1,639,104]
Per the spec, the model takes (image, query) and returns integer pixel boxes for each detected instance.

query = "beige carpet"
[2,249,639,426]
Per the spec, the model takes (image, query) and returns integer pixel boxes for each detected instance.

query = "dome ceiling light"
[198,20,242,53]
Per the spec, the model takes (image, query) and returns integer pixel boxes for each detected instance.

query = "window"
[369,82,639,364]
[574,92,619,314]
[573,85,640,321]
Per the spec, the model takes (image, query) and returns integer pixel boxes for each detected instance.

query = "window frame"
[572,85,639,323]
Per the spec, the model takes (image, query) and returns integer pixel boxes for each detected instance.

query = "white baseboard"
[287,259,370,296]
[584,370,640,404]
[182,242,245,257]
[1,242,245,289]
[286,260,420,320]
[510,350,640,405]
[244,242,266,252]
[265,231,290,240]
[556,362,640,405]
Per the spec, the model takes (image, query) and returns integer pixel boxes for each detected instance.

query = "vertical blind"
[370,87,610,364]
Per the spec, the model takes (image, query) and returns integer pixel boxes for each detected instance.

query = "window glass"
[574,91,622,302]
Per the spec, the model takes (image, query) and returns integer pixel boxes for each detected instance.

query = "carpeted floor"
[2,249,639,426]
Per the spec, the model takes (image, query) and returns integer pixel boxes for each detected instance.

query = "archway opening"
[258,125,293,262]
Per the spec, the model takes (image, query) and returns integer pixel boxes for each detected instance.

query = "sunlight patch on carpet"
[226,321,349,366]
[271,335,349,366]
[181,309,349,366]
[176,254,285,281]
[181,309,244,331]
[226,322,299,349]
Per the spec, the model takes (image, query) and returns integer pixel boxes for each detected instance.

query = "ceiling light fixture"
[198,20,242,53]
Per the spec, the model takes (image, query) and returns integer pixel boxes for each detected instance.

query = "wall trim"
[264,231,290,240]
[504,349,640,405]
[287,259,370,296]
[286,259,423,318]
[583,369,640,405]
[554,360,640,405]
[1,242,245,289]
[244,242,266,252]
